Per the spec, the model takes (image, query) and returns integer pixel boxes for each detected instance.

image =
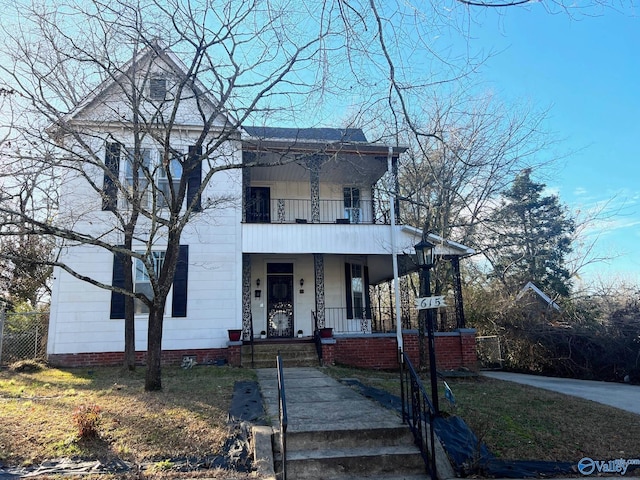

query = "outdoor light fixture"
[256,278,261,287]
[414,239,435,268]
[414,236,440,414]
[299,278,304,287]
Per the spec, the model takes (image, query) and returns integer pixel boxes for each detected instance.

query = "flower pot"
[228,329,242,342]
[319,327,333,338]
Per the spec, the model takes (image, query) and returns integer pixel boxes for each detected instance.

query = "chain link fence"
[0,309,49,365]
[476,335,503,369]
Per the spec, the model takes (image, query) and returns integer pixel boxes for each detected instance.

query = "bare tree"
[0,0,632,389]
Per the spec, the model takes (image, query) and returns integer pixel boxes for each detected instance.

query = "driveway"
[482,371,640,416]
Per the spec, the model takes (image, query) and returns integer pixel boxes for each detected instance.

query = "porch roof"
[367,226,475,285]
[241,127,407,184]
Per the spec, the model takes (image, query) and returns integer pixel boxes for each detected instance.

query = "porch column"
[391,155,400,221]
[314,253,325,328]
[242,254,252,339]
[309,155,321,223]
[451,256,466,328]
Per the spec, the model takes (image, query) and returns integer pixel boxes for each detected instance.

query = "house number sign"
[415,296,447,310]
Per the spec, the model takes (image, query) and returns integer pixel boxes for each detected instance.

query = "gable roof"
[516,281,561,311]
[55,41,222,129]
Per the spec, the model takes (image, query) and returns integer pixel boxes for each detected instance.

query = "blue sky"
[465,4,640,286]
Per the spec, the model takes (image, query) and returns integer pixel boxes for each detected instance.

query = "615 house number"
[415,296,447,310]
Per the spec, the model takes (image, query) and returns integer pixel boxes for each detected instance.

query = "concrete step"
[241,342,319,368]
[287,427,415,451]
[286,444,426,480]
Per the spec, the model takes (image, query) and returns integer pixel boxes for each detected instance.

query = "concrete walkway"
[256,367,407,433]
[482,371,640,415]
[255,367,453,479]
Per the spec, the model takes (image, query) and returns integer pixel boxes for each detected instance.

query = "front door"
[267,273,294,338]
[247,187,271,223]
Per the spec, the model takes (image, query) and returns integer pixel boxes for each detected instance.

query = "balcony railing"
[323,306,462,334]
[246,198,384,224]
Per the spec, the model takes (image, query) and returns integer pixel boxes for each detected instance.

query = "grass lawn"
[3,362,640,479]
[327,366,640,462]
[0,362,259,478]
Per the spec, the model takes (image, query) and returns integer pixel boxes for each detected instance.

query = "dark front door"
[247,187,271,223]
[267,274,294,337]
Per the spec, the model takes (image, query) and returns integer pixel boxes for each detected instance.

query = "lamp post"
[414,239,440,414]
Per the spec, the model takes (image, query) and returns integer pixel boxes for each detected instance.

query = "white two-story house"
[46,44,475,368]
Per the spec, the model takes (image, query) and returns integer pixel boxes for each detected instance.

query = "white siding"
[48,150,244,355]
[242,223,402,255]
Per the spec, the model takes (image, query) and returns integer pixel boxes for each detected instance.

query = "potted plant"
[227,329,242,342]
[319,327,333,338]
[297,329,303,338]
[260,330,267,339]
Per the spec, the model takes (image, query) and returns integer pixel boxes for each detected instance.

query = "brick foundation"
[47,330,477,371]
[332,329,478,371]
[48,347,232,368]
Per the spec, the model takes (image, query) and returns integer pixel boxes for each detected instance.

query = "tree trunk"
[145,303,165,391]
[123,255,136,371]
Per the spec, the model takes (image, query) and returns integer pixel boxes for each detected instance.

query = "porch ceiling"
[367,254,417,285]
[248,151,388,185]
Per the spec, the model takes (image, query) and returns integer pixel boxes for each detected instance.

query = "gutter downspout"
[388,147,403,356]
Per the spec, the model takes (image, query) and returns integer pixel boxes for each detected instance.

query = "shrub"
[72,404,102,439]
[9,359,45,373]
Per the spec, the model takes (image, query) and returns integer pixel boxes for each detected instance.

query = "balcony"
[245,198,384,225]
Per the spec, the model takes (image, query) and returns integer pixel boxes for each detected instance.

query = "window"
[344,261,370,321]
[344,187,361,223]
[350,264,364,319]
[149,78,167,101]
[158,156,183,207]
[110,246,189,319]
[134,251,165,315]
[102,140,200,212]
[124,149,151,186]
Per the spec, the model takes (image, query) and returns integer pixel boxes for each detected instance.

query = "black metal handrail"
[312,310,322,364]
[400,352,438,478]
[276,354,288,480]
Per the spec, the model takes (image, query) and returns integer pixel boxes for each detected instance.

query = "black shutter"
[187,146,202,212]
[344,262,353,319]
[364,265,372,319]
[172,245,189,317]
[102,142,121,211]
[110,250,126,319]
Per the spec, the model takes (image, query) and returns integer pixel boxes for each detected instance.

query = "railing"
[247,198,382,224]
[322,306,462,334]
[400,352,438,479]
[276,354,288,480]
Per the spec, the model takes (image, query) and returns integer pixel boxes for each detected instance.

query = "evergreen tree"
[487,169,575,297]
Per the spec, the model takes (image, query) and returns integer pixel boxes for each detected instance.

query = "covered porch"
[240,228,475,340]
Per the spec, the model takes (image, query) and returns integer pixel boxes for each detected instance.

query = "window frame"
[343,186,361,224]
[134,251,166,315]
[149,77,167,101]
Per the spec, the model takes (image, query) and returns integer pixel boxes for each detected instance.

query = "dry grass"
[327,366,640,462]
[0,362,257,477]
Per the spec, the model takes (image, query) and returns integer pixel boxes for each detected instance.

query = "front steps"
[284,427,427,480]
[241,340,319,368]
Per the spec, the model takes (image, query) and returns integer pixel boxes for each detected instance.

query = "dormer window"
[149,77,167,101]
